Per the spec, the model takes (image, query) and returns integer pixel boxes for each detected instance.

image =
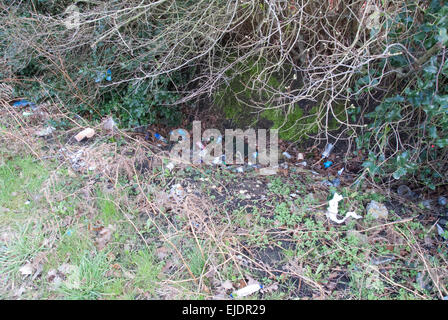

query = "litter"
[169,184,184,199]
[260,167,277,175]
[170,129,188,138]
[297,153,304,160]
[230,283,262,298]
[324,161,333,168]
[280,163,288,169]
[331,178,341,187]
[154,133,167,143]
[236,167,244,173]
[106,69,112,81]
[326,193,362,224]
[437,224,447,239]
[282,152,292,159]
[297,161,307,167]
[421,200,432,209]
[166,162,175,171]
[74,128,95,142]
[103,117,116,131]
[337,168,344,175]
[12,99,37,110]
[322,143,334,158]
[371,255,395,265]
[438,196,447,206]
[36,126,55,137]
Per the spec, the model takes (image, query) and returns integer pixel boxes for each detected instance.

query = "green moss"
[214,58,349,141]
[214,58,280,128]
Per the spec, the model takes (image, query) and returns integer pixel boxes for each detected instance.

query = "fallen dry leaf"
[96,224,115,250]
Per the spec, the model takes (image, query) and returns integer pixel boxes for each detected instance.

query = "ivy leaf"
[436,27,448,45]
[429,126,438,139]
[393,167,407,180]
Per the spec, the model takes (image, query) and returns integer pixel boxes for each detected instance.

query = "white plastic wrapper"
[230,284,262,298]
[326,193,362,224]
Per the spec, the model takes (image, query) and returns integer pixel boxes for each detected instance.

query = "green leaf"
[393,167,407,180]
[436,27,448,45]
[429,126,438,139]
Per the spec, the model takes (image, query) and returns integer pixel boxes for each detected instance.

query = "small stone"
[397,185,413,198]
[366,200,388,219]
[421,200,432,209]
[102,117,116,131]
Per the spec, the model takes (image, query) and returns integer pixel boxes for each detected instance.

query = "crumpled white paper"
[326,193,362,224]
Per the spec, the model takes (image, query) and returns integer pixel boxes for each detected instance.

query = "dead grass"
[1,101,447,300]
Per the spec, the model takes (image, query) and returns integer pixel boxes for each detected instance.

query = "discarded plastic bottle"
[438,196,447,206]
[324,161,333,168]
[12,100,37,110]
[230,284,262,298]
[337,168,344,175]
[282,151,292,159]
[154,133,167,143]
[322,143,334,158]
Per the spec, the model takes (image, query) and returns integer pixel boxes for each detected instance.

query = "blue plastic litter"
[12,100,37,110]
[324,161,333,168]
[154,133,167,142]
[331,178,341,187]
[106,69,112,81]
